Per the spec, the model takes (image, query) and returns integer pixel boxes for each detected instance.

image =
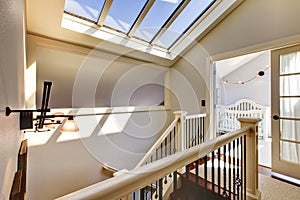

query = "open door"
[271,44,300,179]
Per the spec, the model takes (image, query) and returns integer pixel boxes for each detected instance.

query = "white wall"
[0,0,25,199]
[218,51,271,106]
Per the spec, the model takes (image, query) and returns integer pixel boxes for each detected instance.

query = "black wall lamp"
[5,81,79,132]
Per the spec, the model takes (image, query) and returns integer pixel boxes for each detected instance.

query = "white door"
[271,45,300,179]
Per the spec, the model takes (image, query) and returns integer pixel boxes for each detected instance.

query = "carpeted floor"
[259,174,300,200]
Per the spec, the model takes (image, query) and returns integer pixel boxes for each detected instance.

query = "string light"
[223,65,270,85]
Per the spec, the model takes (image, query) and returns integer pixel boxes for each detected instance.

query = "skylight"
[62,0,240,59]
[64,0,105,22]
[133,0,184,43]
[103,0,147,33]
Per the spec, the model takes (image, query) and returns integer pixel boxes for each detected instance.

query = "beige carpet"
[259,174,300,200]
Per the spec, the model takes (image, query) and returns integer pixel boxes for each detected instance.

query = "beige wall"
[0,0,25,199]
[202,0,300,59]
[25,33,171,199]
[22,0,300,199]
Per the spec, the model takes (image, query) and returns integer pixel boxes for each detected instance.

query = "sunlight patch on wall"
[25,62,36,108]
[25,131,55,147]
[100,107,135,135]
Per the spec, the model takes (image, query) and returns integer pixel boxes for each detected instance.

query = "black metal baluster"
[188,119,191,148]
[212,151,215,194]
[233,140,236,200]
[204,155,208,189]
[159,178,163,200]
[173,171,177,199]
[140,188,144,200]
[173,127,176,153]
[223,145,227,197]
[186,164,190,180]
[169,131,172,156]
[218,148,221,195]
[165,138,167,158]
[243,135,246,200]
[202,117,205,142]
[237,137,241,200]
[238,138,243,199]
[185,119,188,149]
[160,143,163,160]
[193,118,197,146]
[229,142,232,199]
[197,117,200,145]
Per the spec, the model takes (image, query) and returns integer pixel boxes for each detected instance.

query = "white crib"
[216,99,270,140]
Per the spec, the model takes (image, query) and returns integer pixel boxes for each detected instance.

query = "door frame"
[271,44,300,179]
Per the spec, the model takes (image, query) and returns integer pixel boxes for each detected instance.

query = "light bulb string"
[223,65,270,85]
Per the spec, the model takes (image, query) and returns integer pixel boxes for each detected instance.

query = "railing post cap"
[238,117,261,123]
[173,111,188,116]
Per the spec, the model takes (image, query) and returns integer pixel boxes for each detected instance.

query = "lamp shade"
[60,116,79,132]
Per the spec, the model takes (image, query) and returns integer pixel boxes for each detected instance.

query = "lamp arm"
[5,107,50,116]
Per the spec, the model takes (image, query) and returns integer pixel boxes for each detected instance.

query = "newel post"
[174,111,187,152]
[238,118,261,200]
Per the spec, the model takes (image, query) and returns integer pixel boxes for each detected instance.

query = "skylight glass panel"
[156,0,216,49]
[134,0,183,42]
[64,0,105,22]
[103,0,147,33]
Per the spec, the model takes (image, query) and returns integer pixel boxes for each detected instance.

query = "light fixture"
[5,81,79,133]
[222,65,270,85]
[6,81,140,133]
[60,116,79,132]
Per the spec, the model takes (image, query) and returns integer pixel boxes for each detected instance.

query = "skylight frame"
[62,0,243,60]
[161,0,217,50]
[101,0,149,34]
[63,0,217,50]
[132,0,186,43]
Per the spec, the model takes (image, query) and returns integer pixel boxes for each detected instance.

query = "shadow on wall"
[26,107,171,200]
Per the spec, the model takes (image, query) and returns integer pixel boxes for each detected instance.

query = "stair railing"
[56,118,261,200]
[135,111,207,169]
[132,111,206,200]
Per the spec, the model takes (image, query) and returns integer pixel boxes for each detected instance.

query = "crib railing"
[216,99,270,140]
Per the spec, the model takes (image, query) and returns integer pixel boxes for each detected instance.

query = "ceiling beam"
[97,0,114,26]
[150,0,190,45]
[127,0,155,37]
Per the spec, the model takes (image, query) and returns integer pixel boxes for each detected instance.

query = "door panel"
[271,45,300,179]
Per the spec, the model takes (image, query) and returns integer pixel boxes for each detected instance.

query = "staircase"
[171,177,228,200]
[56,114,261,200]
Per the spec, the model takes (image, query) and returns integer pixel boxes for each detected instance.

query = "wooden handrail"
[134,116,180,168]
[185,113,207,120]
[56,127,250,200]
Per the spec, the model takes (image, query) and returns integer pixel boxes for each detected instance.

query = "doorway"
[213,50,272,168]
[271,44,300,179]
